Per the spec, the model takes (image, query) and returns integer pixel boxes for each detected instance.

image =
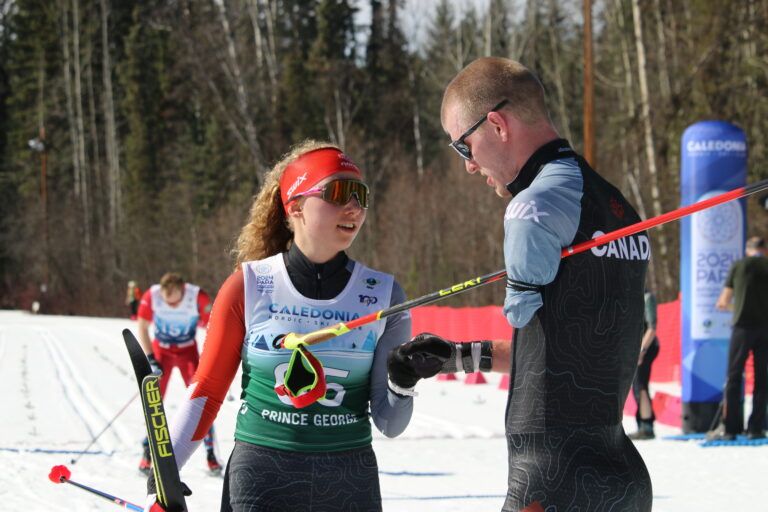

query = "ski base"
[124,329,188,512]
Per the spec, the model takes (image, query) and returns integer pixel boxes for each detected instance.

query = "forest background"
[1,0,767,315]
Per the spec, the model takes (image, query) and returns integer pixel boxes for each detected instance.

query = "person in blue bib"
[144,141,413,512]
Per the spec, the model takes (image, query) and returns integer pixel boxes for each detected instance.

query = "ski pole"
[277,177,768,350]
[71,392,139,464]
[48,465,143,511]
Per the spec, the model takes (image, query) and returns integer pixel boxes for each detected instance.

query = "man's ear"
[487,111,510,142]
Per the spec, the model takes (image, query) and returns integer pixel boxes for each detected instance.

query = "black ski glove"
[147,473,192,511]
[387,333,455,390]
[146,353,163,374]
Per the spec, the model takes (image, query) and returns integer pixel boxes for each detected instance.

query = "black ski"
[123,329,188,512]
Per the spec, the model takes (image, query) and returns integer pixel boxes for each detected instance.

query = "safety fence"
[410,299,756,428]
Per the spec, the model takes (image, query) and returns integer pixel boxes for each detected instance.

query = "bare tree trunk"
[454,16,464,71]
[652,0,671,100]
[334,88,346,150]
[583,0,595,165]
[409,67,424,177]
[546,0,572,142]
[85,31,104,239]
[615,0,635,114]
[262,0,279,109]
[743,0,757,92]
[632,0,671,290]
[246,0,278,105]
[665,0,679,95]
[246,0,264,105]
[72,0,92,261]
[100,0,121,237]
[60,0,82,201]
[190,222,199,279]
[213,0,264,170]
[522,0,538,61]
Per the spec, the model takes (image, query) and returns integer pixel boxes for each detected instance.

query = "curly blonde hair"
[233,140,341,267]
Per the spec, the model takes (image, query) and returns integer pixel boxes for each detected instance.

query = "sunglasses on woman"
[289,179,370,209]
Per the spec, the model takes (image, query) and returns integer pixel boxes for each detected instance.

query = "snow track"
[38,327,135,449]
[3,311,768,511]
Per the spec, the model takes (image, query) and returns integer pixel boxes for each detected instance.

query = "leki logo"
[286,172,308,198]
[145,379,172,458]
[438,278,480,297]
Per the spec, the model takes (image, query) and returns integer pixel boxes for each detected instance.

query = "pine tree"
[1,0,61,302]
[117,3,174,219]
[309,0,360,148]
[277,0,324,143]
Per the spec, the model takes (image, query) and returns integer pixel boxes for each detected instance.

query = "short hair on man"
[746,236,765,250]
[442,57,550,127]
[159,272,185,291]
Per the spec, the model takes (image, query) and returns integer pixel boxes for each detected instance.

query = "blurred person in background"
[136,272,221,475]
[125,280,141,320]
[628,288,660,440]
[708,236,768,441]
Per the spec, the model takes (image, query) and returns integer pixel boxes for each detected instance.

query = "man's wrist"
[388,379,418,397]
[478,341,493,372]
[441,341,493,373]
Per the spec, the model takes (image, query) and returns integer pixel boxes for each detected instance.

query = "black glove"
[387,333,455,390]
[146,353,163,374]
[146,473,192,511]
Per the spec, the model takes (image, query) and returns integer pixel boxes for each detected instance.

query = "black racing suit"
[501,140,652,511]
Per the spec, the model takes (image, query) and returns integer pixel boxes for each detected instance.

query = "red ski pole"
[48,465,143,511]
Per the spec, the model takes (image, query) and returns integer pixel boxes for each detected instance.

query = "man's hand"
[387,333,456,390]
[145,475,192,511]
[146,354,163,374]
[715,287,733,311]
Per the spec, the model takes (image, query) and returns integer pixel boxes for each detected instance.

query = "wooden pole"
[40,126,49,290]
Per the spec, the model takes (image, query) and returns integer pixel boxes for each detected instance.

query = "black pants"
[724,326,768,435]
[633,339,659,424]
[503,425,652,511]
[221,441,382,512]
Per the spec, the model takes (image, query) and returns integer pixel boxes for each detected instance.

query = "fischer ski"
[123,329,188,512]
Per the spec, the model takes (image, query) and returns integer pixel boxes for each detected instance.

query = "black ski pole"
[70,392,139,464]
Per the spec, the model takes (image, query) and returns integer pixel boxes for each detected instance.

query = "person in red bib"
[135,272,222,475]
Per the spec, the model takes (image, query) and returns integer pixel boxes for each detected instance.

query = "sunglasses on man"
[289,179,370,209]
[449,99,509,161]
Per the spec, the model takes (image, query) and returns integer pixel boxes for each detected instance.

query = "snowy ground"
[1,310,766,511]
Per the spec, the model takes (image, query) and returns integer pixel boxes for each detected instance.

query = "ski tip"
[49,465,71,484]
